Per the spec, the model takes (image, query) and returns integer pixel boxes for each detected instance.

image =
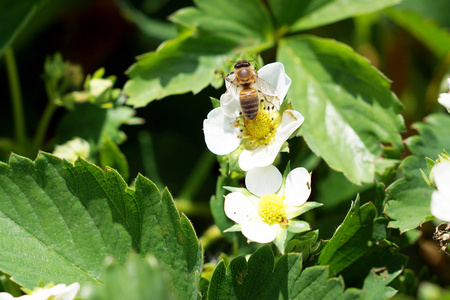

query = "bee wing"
[221,73,241,117]
[224,72,236,89]
[254,77,280,110]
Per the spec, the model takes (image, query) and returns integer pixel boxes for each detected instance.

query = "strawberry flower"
[223,165,321,253]
[203,62,304,171]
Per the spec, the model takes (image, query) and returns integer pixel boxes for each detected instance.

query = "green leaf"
[392,0,450,27]
[56,103,140,152]
[318,200,375,274]
[0,0,44,57]
[318,199,406,287]
[171,0,273,44]
[269,0,401,32]
[116,0,176,41]
[99,132,129,181]
[386,114,450,232]
[124,0,275,107]
[0,152,202,299]
[278,35,404,185]
[385,8,450,59]
[84,253,172,300]
[385,157,433,232]
[208,245,364,299]
[362,266,401,300]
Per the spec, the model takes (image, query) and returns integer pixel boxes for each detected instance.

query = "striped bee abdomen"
[239,88,259,120]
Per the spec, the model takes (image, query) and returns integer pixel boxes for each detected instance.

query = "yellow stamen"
[258,193,286,224]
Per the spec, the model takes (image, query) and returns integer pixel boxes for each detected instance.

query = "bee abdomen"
[239,88,259,120]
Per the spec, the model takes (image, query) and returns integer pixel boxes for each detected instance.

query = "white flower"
[224,165,319,252]
[431,162,450,222]
[438,78,450,111]
[0,283,80,300]
[203,62,304,171]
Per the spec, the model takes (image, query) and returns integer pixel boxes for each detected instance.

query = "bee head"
[234,60,251,69]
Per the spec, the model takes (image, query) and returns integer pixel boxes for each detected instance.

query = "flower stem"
[32,98,57,152]
[138,131,165,191]
[177,150,216,200]
[5,47,26,153]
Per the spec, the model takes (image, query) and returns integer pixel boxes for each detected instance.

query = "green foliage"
[208,245,364,299]
[84,253,172,300]
[386,8,450,59]
[278,36,404,184]
[269,0,402,32]
[0,152,202,298]
[124,0,276,107]
[386,114,450,232]
[3,0,450,298]
[318,198,406,288]
[0,0,45,57]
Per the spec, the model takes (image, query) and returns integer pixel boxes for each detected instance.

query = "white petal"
[276,110,304,140]
[257,62,291,102]
[431,190,450,222]
[203,108,241,155]
[58,283,80,299]
[241,218,277,243]
[0,293,14,300]
[245,165,282,197]
[224,192,258,224]
[438,93,450,110]
[434,162,450,197]
[220,87,242,118]
[285,168,312,206]
[238,110,304,171]
[238,147,278,171]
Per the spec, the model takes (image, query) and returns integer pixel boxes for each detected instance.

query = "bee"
[224,60,280,120]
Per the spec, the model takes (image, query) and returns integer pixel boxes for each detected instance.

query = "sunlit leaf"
[124,0,275,107]
[0,152,202,299]
[208,245,364,299]
[269,0,401,32]
[278,35,404,185]
[386,114,450,232]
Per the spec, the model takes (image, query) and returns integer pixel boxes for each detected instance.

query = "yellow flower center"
[244,112,273,140]
[258,193,286,224]
[235,103,281,150]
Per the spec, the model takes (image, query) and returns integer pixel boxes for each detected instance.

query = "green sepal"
[223,224,242,233]
[425,157,436,171]
[287,220,310,234]
[210,97,220,109]
[420,169,433,188]
[288,202,323,218]
[273,228,288,254]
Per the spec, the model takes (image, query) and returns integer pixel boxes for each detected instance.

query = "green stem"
[199,225,222,250]
[138,131,165,191]
[177,150,216,200]
[5,47,26,153]
[32,99,57,152]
